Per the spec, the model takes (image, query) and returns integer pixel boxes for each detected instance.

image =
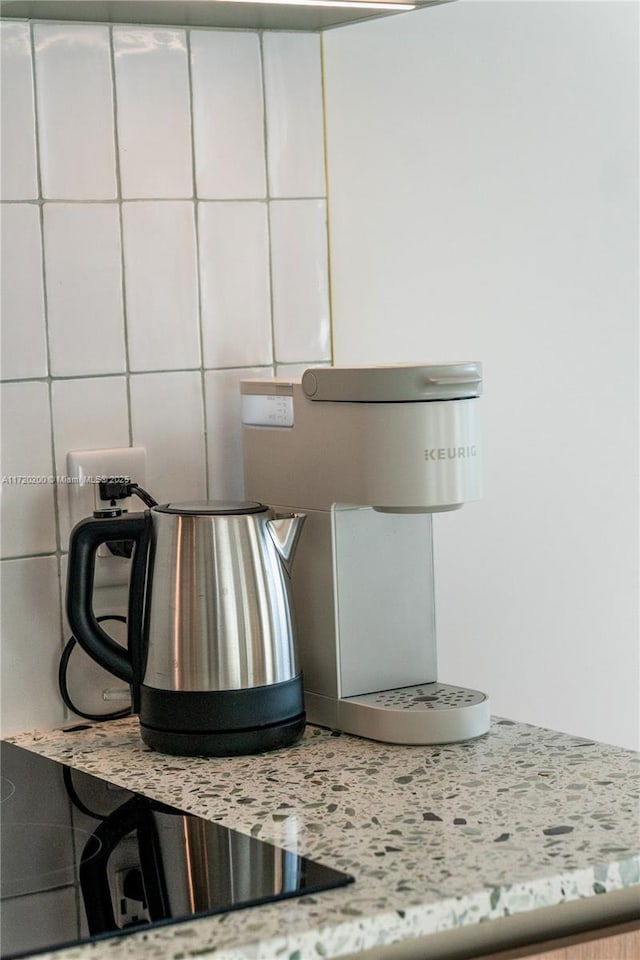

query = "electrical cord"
[98,479,158,509]
[58,615,132,722]
[129,484,158,508]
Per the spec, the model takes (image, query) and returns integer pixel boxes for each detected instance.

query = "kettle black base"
[138,674,306,757]
[140,713,306,757]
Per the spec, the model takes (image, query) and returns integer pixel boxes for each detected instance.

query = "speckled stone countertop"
[6,718,640,960]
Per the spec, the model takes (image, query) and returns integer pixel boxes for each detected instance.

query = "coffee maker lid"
[301,362,482,402]
[155,500,267,516]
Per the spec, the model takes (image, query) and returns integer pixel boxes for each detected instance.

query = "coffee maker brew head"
[241,362,483,514]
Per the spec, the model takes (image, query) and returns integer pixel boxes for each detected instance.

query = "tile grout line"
[186,27,211,501]
[0,363,291,387]
[320,32,336,367]
[0,195,327,205]
[109,24,135,450]
[29,24,58,531]
[259,31,278,377]
[28,20,66,657]
[1,360,328,391]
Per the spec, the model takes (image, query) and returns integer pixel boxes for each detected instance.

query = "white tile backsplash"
[43,203,126,377]
[0,22,38,200]
[113,26,193,199]
[191,31,266,199]
[199,202,272,368]
[0,203,47,380]
[130,371,206,503]
[33,23,117,200]
[122,200,200,371]
[270,199,331,363]
[0,556,64,736]
[263,33,326,199]
[204,367,272,500]
[0,14,330,734]
[0,381,57,558]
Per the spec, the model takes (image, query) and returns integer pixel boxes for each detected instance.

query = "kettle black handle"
[66,513,150,686]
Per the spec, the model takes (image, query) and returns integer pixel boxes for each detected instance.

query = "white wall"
[0,20,330,735]
[323,0,639,748]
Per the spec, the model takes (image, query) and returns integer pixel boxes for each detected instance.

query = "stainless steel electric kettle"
[66,501,306,756]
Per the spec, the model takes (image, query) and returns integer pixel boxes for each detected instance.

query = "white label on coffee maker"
[241,394,294,428]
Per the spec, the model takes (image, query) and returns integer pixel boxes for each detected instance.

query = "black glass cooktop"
[0,741,353,959]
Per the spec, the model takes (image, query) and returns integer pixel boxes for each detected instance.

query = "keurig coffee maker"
[241,363,489,745]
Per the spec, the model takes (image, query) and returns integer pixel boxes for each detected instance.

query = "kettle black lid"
[154,500,267,516]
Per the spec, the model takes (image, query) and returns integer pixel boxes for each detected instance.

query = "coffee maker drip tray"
[326,682,490,746]
[0,742,353,960]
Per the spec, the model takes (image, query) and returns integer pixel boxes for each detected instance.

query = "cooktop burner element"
[0,742,354,959]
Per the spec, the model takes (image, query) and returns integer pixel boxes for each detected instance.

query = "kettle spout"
[266,513,306,574]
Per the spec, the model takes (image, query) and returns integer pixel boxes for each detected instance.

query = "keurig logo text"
[424,446,477,461]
